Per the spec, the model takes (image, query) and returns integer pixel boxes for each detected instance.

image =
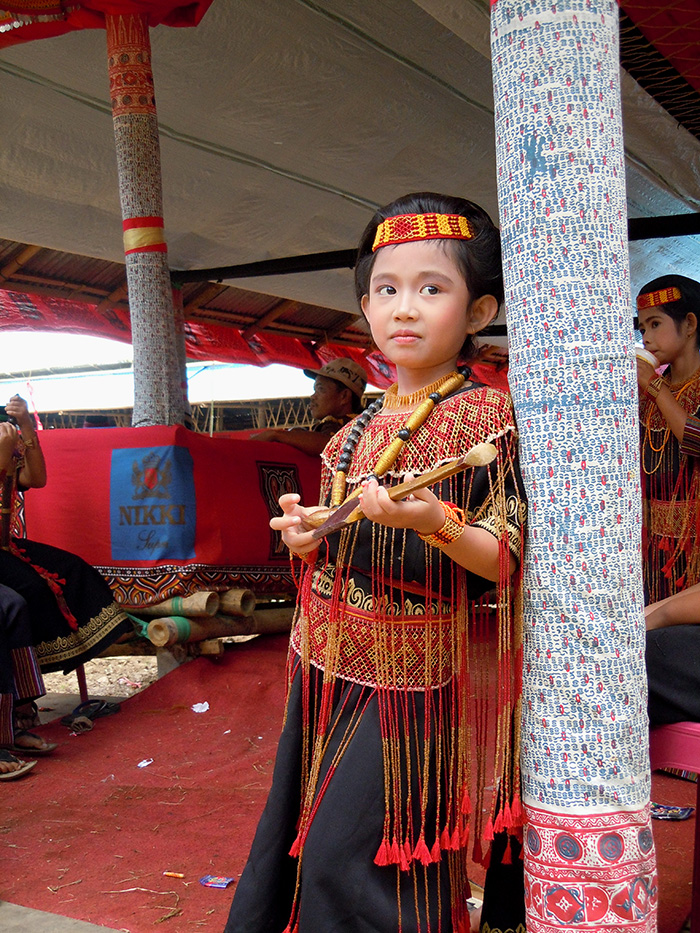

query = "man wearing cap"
[250,358,368,456]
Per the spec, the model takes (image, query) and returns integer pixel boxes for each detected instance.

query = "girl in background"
[637,275,700,726]
[636,274,700,603]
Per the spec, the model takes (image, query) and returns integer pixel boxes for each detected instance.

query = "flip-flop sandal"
[2,730,58,756]
[66,716,93,734]
[60,699,120,729]
[0,748,38,780]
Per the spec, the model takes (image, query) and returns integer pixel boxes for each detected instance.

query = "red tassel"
[430,838,442,862]
[459,822,470,848]
[450,826,462,850]
[493,810,504,834]
[502,838,513,865]
[510,793,523,825]
[288,834,302,858]
[501,800,513,829]
[413,836,432,866]
[483,816,495,842]
[472,838,483,865]
[440,827,452,849]
[374,840,390,866]
[389,839,401,864]
[399,845,410,872]
[460,792,472,815]
[660,536,672,553]
[677,574,687,589]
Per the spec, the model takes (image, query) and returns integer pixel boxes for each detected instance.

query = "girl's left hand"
[359,475,445,535]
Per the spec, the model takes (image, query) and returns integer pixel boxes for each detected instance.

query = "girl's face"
[360,240,495,388]
[637,307,693,366]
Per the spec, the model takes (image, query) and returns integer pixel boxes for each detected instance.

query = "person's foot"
[2,730,57,756]
[13,700,40,732]
[467,897,483,933]
[0,748,37,780]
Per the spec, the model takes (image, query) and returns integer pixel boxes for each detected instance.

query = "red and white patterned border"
[523,805,657,931]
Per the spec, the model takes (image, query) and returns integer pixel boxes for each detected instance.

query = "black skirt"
[0,538,131,674]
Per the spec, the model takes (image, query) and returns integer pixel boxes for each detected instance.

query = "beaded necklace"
[329,369,468,506]
[642,367,700,476]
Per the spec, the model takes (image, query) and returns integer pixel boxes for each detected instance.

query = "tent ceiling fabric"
[1,0,700,361]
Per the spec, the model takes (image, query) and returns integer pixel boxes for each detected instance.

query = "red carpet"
[1,632,696,932]
[2,635,289,932]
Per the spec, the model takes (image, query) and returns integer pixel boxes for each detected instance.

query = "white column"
[491,0,657,928]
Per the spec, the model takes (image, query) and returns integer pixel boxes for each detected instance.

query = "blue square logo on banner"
[110,446,196,560]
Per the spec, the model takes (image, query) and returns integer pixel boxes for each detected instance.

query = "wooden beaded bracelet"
[418,501,466,549]
[645,377,665,401]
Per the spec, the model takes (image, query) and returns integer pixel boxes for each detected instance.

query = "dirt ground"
[42,655,160,698]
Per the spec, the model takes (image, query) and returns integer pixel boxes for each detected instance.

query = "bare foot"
[467,900,483,933]
[13,701,40,731]
[9,730,57,755]
[0,749,37,779]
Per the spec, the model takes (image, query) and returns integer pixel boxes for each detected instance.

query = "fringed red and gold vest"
[284,383,525,932]
[640,371,700,602]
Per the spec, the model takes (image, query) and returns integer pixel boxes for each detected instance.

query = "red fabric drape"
[620,0,700,93]
[0,0,212,49]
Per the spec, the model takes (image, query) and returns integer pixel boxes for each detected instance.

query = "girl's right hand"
[0,420,18,450]
[636,357,656,392]
[0,421,19,471]
[270,493,319,555]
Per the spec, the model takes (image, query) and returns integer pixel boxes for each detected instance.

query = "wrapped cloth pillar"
[106,12,188,426]
[491,0,657,929]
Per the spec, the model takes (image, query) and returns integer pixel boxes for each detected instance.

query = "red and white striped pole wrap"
[491,0,657,928]
[106,11,187,426]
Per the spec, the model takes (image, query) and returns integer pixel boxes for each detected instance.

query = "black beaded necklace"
[329,368,469,507]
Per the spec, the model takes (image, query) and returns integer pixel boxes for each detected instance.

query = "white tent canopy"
[0,0,699,329]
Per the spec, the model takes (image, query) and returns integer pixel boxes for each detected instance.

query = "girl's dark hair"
[637,274,700,348]
[354,192,503,360]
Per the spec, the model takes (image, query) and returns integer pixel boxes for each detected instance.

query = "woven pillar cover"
[491,0,657,928]
[107,11,186,426]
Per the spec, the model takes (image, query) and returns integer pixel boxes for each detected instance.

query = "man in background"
[251,358,367,456]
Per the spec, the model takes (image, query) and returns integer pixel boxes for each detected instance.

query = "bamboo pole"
[136,591,220,618]
[146,606,293,647]
[218,588,256,617]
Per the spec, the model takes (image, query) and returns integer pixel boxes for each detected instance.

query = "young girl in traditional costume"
[636,274,700,603]
[637,275,700,726]
[225,193,526,933]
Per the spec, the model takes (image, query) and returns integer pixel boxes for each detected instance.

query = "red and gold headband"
[372,213,475,252]
[637,286,682,311]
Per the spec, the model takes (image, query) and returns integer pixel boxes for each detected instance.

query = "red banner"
[22,425,322,603]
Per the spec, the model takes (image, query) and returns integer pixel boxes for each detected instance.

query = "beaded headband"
[372,213,475,252]
[637,286,682,311]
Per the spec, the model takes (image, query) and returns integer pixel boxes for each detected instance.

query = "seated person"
[0,395,132,675]
[0,583,55,766]
[251,358,368,456]
[646,583,700,725]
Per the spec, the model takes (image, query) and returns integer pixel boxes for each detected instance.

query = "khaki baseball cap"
[303,357,368,398]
